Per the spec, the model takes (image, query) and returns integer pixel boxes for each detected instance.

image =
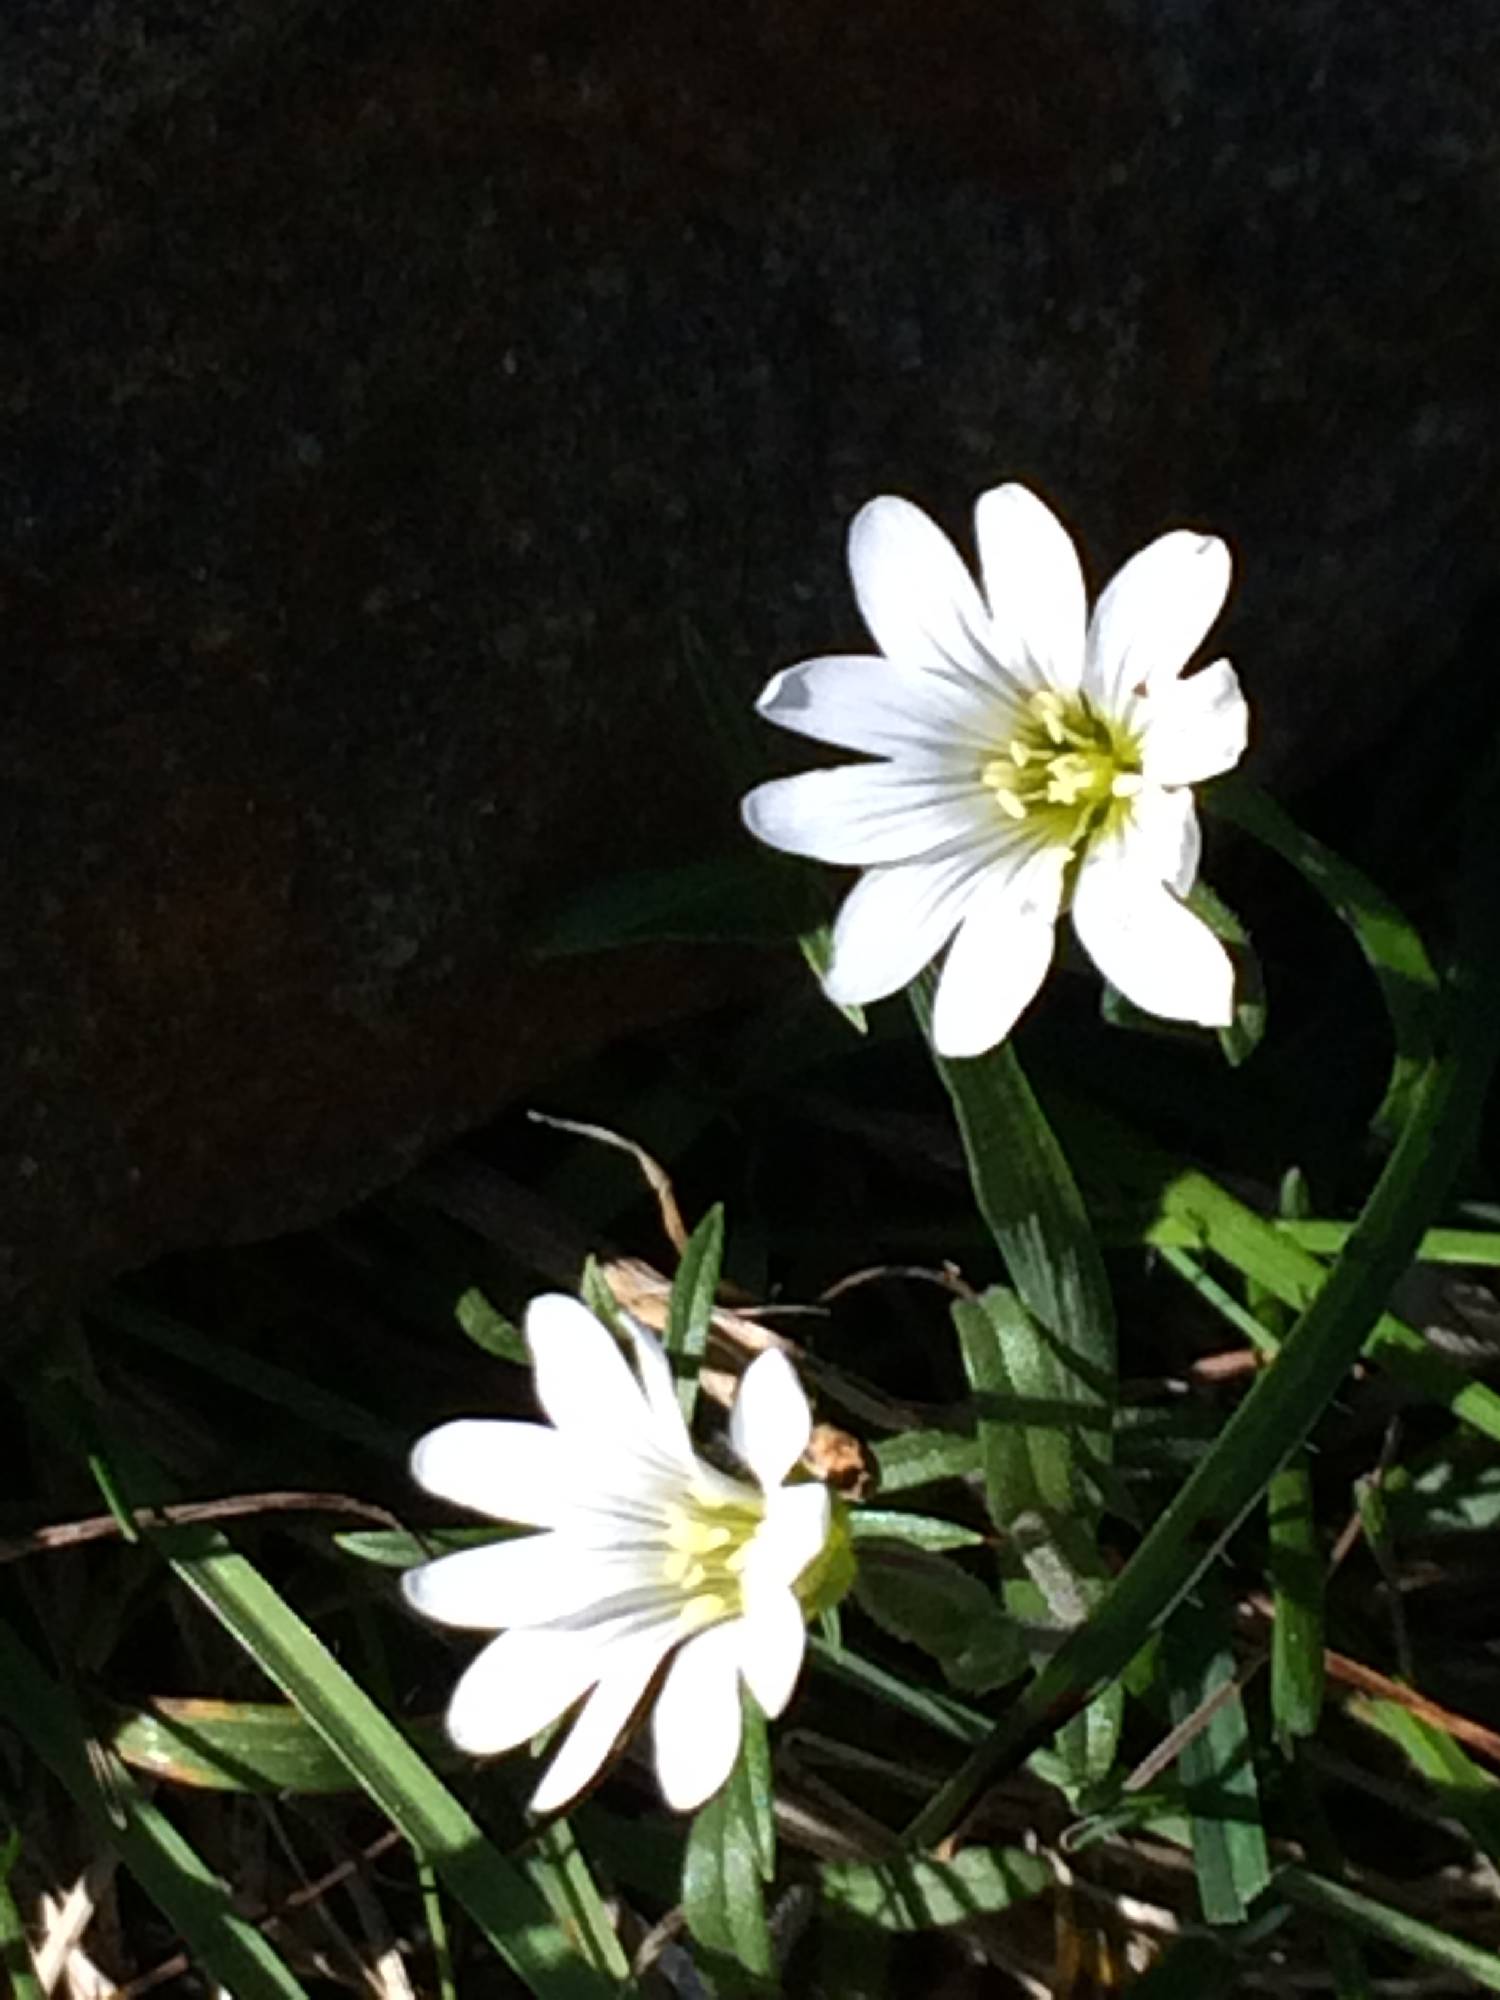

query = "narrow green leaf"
[1352,1699,1500,1866]
[872,1429,979,1492]
[1266,1454,1324,1751]
[1210,779,1439,1138]
[1277,1865,1500,1990]
[336,1525,519,1569]
[111,1697,451,1793]
[682,1696,776,1985]
[800,923,868,1032]
[953,1286,1092,1524]
[808,1637,989,1747]
[0,1621,310,2000]
[1077,1103,1500,1446]
[904,811,1500,1845]
[952,1285,1122,1780]
[854,1546,1026,1695]
[454,1287,528,1363]
[666,1202,725,1420]
[1162,1592,1270,1923]
[914,996,1116,1518]
[0,1832,46,2000]
[527,1819,631,1985]
[847,1509,986,1553]
[819,1846,1050,1930]
[160,1530,618,1996]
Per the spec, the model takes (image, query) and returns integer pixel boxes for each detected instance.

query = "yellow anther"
[982,691,1143,849]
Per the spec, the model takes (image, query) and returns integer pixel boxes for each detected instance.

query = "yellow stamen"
[978,690,1143,852]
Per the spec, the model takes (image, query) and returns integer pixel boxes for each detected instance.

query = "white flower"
[742,483,1250,1057]
[403,1293,833,1814]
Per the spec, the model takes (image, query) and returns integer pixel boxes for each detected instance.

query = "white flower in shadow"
[404,1293,832,1814]
[743,483,1249,1057]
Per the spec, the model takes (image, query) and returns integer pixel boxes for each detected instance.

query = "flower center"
[660,1490,765,1619]
[980,690,1142,850]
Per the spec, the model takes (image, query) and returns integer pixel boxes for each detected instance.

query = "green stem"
[905,892,1500,1846]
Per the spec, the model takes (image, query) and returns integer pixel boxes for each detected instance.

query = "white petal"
[528,1628,676,1815]
[409,1420,575,1528]
[847,496,1004,687]
[754,654,1009,760]
[734,1585,807,1720]
[741,764,993,868]
[652,1621,746,1812]
[525,1293,650,1442]
[821,849,1002,1007]
[930,851,1067,1058]
[403,1533,658,1632]
[746,1483,831,1596]
[1072,853,1234,1026]
[974,483,1087,693]
[625,1319,695,1467]
[444,1626,605,1755]
[1085,530,1232,711]
[1139,659,1249,786]
[728,1350,813,1490]
[1123,786,1202,897]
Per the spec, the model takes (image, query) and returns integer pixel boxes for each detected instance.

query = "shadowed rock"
[4,0,1499,1307]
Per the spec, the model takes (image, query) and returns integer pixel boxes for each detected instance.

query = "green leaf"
[952,1285,1122,1780]
[335,1524,520,1569]
[1190,880,1266,1067]
[848,1509,987,1553]
[953,1286,1092,1524]
[666,1202,725,1420]
[1277,1865,1500,1991]
[111,1697,448,1792]
[1162,1591,1271,1923]
[1209,779,1440,1138]
[682,1695,777,1986]
[454,1287,529,1363]
[1352,1699,1500,1866]
[904,787,1500,1845]
[160,1532,620,1995]
[0,1831,42,2000]
[912,987,1116,1518]
[1266,1454,1325,1751]
[0,1620,311,2000]
[819,1846,1050,1930]
[800,923,867,1032]
[872,1429,979,1493]
[854,1546,1026,1695]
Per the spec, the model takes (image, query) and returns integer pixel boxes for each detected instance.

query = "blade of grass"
[912,980,1116,1520]
[1276,1865,1500,1991]
[158,1524,621,1996]
[904,807,1500,1844]
[0,1833,43,2000]
[1209,778,1439,1138]
[665,1203,724,1421]
[0,1620,311,2000]
[1072,1106,1500,1446]
[1161,1590,1270,1923]
[1352,1699,1500,1866]
[1266,1455,1324,1752]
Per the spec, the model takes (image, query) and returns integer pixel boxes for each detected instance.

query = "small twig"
[819,1262,978,1305]
[0,1494,407,1564]
[526,1110,691,1254]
